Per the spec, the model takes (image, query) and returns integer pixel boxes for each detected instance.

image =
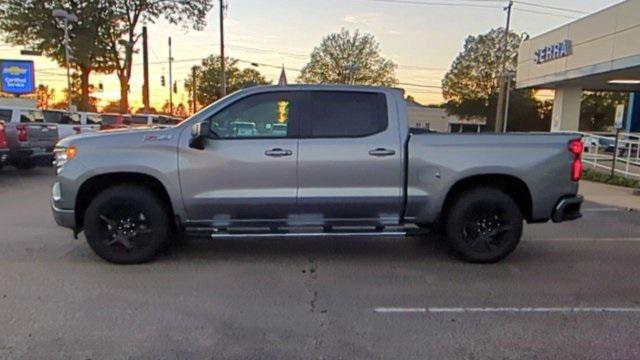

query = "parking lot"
[1,167,640,359]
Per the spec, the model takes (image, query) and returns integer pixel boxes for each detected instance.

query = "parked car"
[52,85,583,264]
[0,120,8,169]
[43,109,95,139]
[0,106,58,169]
[100,113,131,130]
[130,113,183,128]
[77,112,102,134]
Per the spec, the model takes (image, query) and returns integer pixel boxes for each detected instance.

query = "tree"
[105,0,213,113]
[298,29,397,86]
[102,100,127,113]
[36,85,56,109]
[184,56,271,106]
[441,28,542,130]
[0,0,116,111]
[51,73,100,111]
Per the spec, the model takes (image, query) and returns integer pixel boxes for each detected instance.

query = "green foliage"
[299,29,397,86]
[582,168,640,189]
[184,56,271,107]
[580,92,629,131]
[0,0,117,111]
[441,28,550,131]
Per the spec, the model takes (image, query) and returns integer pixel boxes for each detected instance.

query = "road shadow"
[156,234,522,265]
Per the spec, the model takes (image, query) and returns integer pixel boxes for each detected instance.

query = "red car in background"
[100,113,131,131]
[0,121,8,169]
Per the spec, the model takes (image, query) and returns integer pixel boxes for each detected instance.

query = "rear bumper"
[552,195,583,223]
[9,147,54,164]
[0,149,8,164]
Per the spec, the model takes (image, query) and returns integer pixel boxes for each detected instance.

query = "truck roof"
[241,84,405,95]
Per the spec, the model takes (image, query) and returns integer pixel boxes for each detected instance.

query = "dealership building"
[516,0,640,132]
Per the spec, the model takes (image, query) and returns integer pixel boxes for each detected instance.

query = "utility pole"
[52,9,77,111]
[219,0,227,97]
[494,0,514,133]
[142,26,150,113]
[502,72,515,132]
[192,66,198,114]
[168,36,173,115]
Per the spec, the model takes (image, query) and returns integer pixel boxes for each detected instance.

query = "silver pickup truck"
[52,85,583,264]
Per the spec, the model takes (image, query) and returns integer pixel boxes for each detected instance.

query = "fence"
[575,131,640,179]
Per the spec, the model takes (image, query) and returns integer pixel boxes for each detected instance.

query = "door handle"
[265,148,293,157]
[368,148,396,157]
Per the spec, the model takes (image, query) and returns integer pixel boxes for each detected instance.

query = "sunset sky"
[0,0,622,111]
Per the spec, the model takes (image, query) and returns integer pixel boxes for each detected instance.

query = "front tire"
[84,185,170,264]
[444,187,523,263]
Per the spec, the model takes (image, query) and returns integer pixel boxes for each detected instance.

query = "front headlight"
[54,146,77,174]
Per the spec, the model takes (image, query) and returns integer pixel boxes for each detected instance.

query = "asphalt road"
[1,167,640,359]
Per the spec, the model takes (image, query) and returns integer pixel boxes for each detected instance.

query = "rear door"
[179,91,300,226]
[296,90,403,225]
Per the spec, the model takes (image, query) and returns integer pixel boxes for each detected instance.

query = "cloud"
[343,12,381,25]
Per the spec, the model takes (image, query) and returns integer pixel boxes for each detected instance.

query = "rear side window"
[20,110,44,123]
[102,115,118,125]
[86,114,102,125]
[303,91,387,138]
[131,116,149,125]
[0,109,11,123]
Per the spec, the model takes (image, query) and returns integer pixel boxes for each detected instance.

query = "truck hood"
[56,127,178,149]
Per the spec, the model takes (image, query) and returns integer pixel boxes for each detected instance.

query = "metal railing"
[574,131,640,179]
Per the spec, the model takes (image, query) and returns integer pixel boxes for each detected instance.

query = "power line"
[353,0,502,10]
[513,1,589,14]
[514,7,579,19]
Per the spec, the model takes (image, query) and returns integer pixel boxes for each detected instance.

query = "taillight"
[0,123,6,148]
[17,124,28,142]
[569,139,583,181]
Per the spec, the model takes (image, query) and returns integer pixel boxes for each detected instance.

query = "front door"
[179,91,299,226]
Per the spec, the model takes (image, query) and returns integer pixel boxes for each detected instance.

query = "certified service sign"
[0,60,35,94]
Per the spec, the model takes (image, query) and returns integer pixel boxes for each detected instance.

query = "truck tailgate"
[25,123,58,148]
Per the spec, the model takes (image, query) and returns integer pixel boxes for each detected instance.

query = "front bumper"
[51,200,76,230]
[51,182,76,230]
[552,195,583,223]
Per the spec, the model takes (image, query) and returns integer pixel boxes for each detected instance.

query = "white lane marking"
[529,237,640,242]
[374,307,426,313]
[582,207,620,212]
[375,307,640,314]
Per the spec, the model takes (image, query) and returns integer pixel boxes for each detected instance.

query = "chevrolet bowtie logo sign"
[3,65,28,76]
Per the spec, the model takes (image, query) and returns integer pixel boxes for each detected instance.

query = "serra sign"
[534,40,572,65]
[0,60,35,94]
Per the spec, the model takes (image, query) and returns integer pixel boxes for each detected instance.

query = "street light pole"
[219,0,227,97]
[53,9,77,112]
[495,0,514,133]
[168,36,173,115]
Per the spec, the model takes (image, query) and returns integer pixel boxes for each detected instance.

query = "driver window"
[208,92,292,138]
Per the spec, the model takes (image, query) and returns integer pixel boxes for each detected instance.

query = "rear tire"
[444,187,523,263]
[84,185,170,264]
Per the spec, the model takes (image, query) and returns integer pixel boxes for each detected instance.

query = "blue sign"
[0,60,35,94]
[534,40,572,65]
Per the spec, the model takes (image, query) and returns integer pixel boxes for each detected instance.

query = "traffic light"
[173,81,177,94]
[98,83,104,92]
[161,75,165,87]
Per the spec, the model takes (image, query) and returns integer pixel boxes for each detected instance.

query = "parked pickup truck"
[0,106,59,169]
[52,85,584,264]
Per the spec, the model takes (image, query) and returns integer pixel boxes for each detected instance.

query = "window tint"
[304,91,387,137]
[20,110,44,123]
[208,92,293,138]
[101,115,118,125]
[0,110,11,123]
